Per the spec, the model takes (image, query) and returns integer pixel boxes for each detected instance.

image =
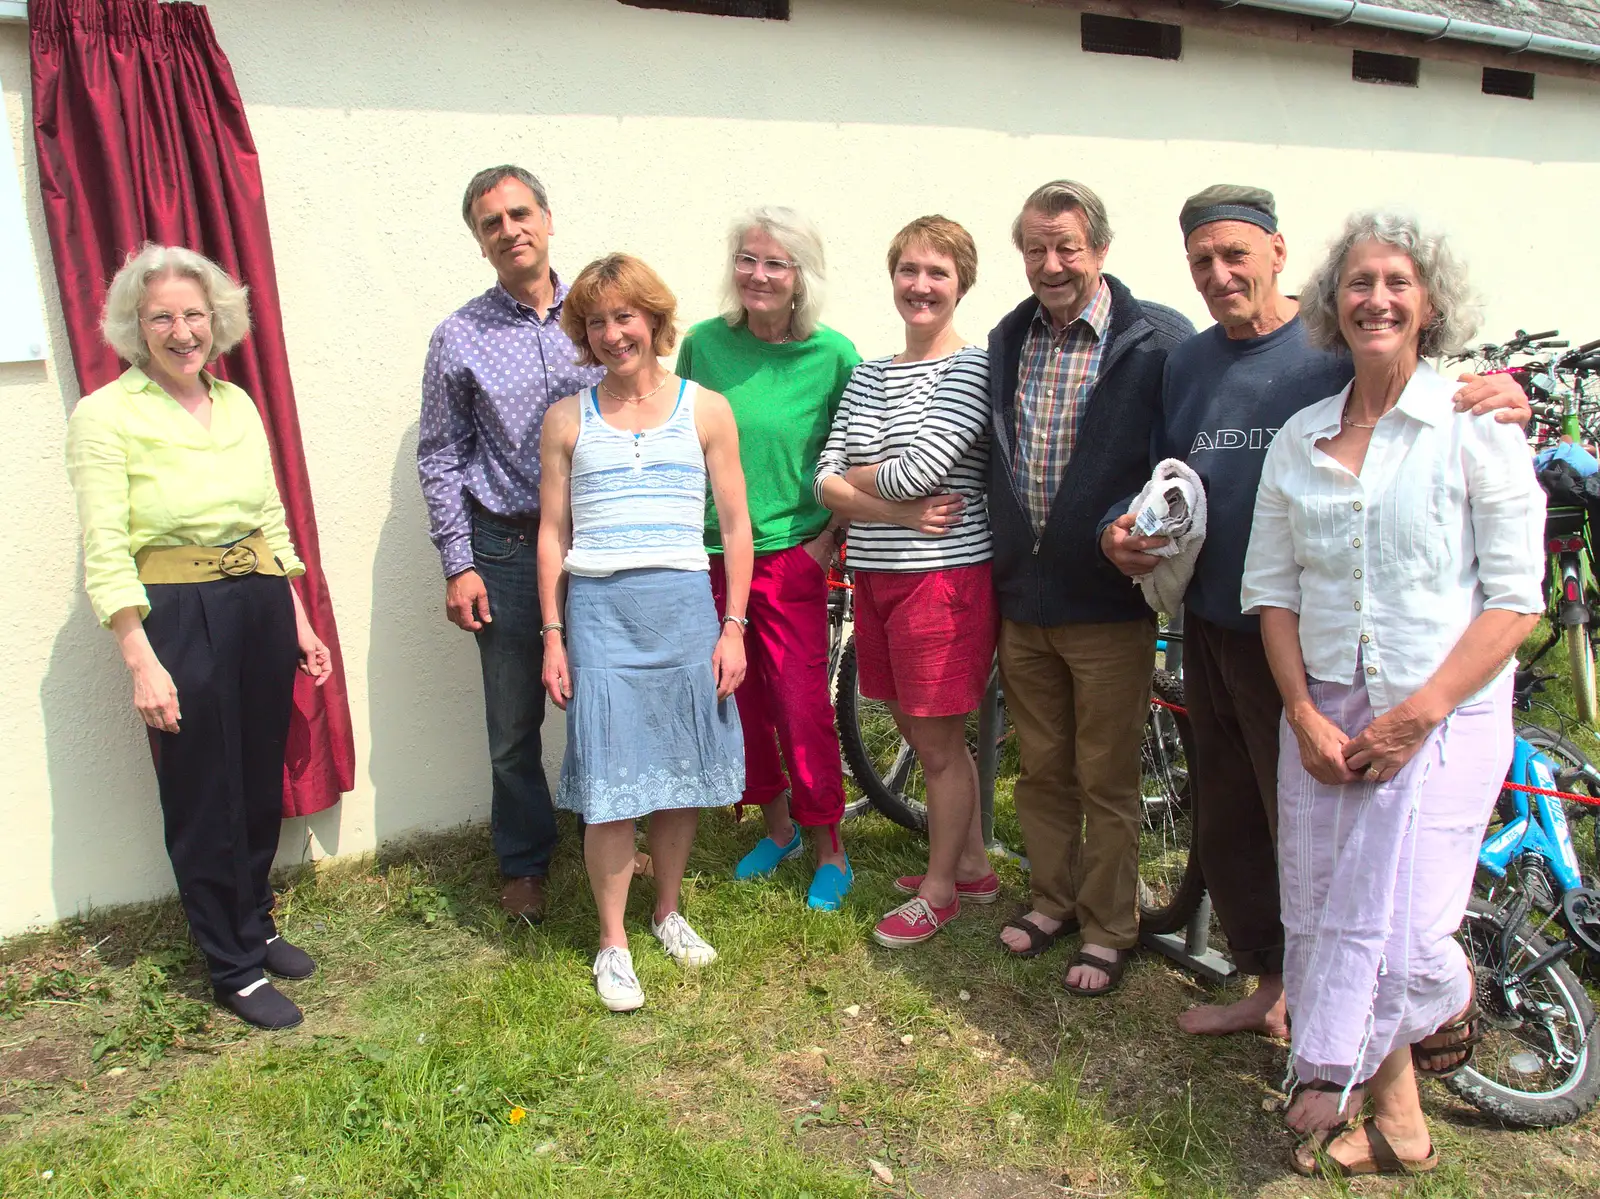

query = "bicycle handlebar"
[1515,329,1561,345]
[1578,338,1600,355]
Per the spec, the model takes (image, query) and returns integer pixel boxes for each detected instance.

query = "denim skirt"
[555,568,745,823]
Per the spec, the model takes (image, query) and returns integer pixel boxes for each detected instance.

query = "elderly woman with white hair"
[66,245,332,1032]
[1241,213,1543,1177]
[676,207,861,910]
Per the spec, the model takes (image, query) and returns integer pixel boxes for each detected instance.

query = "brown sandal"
[1061,948,1128,997]
[999,911,1077,958]
[1291,1118,1438,1177]
[1412,996,1483,1077]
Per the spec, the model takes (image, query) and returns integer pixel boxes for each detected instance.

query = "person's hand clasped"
[1452,371,1531,427]
[1287,704,1359,787]
[1341,703,1437,785]
[298,626,333,686]
[712,624,747,700]
[542,633,573,710]
[131,656,181,733]
[1101,512,1169,578]
[446,568,492,631]
[896,492,964,536]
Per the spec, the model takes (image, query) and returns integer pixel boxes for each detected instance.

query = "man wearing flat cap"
[1101,184,1528,1037]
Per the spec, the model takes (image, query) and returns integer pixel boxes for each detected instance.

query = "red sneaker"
[893,872,1000,905]
[872,895,960,948]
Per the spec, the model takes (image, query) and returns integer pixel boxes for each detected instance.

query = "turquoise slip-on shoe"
[735,828,804,880]
[806,859,854,911]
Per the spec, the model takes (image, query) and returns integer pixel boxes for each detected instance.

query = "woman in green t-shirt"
[676,207,860,911]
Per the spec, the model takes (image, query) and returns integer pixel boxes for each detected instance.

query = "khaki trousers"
[999,618,1155,950]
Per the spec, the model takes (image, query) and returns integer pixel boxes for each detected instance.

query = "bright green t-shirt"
[676,318,860,554]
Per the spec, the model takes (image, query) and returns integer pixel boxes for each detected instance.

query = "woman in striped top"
[814,216,999,950]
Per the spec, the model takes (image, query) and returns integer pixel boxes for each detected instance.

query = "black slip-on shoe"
[264,936,317,980]
[218,981,304,1030]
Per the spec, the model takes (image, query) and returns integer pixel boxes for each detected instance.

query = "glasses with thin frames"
[141,309,213,334]
[732,253,797,277]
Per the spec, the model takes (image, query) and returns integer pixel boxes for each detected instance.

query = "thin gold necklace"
[1343,398,1381,429]
[601,373,670,405]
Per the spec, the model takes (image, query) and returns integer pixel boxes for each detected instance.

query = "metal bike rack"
[1140,894,1236,985]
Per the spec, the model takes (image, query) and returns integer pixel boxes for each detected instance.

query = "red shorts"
[852,563,998,718]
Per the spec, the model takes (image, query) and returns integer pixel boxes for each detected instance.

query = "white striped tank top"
[564,379,710,577]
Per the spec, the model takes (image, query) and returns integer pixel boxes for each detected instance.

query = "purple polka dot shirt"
[418,276,606,577]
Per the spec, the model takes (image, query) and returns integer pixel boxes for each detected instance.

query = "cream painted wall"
[3,0,1598,934]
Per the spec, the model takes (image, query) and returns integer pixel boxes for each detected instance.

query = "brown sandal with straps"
[1291,1117,1438,1177]
[1412,995,1483,1077]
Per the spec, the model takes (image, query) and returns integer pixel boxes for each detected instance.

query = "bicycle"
[1451,672,1600,1126]
[825,557,1200,933]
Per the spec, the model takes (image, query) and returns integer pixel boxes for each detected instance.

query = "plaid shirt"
[1012,279,1112,533]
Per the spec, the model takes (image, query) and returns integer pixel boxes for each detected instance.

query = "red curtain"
[31,0,354,816]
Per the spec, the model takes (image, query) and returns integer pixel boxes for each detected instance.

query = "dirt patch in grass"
[909,1169,1074,1199]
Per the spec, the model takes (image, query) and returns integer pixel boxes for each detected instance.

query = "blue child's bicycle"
[1453,672,1600,1126]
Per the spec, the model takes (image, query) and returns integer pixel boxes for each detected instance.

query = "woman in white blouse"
[1241,212,1543,1178]
[814,216,996,951]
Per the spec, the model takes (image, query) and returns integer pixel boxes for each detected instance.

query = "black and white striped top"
[813,346,992,573]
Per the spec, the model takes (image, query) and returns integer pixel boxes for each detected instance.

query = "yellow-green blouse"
[65,367,304,627]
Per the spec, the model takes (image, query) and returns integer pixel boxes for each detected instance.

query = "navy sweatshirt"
[1103,317,1352,632]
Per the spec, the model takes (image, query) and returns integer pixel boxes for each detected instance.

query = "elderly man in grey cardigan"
[986,180,1194,996]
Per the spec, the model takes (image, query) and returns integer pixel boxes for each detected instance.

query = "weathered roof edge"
[1020,0,1600,80]
[1226,0,1599,63]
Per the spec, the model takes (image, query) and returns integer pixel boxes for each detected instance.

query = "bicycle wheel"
[1515,721,1600,872]
[828,618,873,822]
[1137,670,1204,935]
[834,636,931,832]
[1445,898,1600,1127]
[1567,622,1597,725]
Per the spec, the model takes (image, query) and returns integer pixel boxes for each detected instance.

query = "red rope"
[1151,697,1188,717]
[1502,779,1600,808]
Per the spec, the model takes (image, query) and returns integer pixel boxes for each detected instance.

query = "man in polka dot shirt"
[418,165,605,921]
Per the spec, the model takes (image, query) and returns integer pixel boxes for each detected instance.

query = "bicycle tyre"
[1444,898,1600,1127]
[1137,670,1204,934]
[1567,622,1598,726]
[827,620,874,823]
[835,636,930,833]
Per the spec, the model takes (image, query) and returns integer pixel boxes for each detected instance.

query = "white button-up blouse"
[1240,360,1543,714]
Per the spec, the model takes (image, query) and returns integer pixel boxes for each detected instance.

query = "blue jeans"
[471,512,557,878]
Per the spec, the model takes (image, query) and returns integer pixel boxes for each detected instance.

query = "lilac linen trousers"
[1278,667,1511,1094]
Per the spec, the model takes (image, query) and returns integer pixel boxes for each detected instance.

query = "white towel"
[1125,458,1207,617]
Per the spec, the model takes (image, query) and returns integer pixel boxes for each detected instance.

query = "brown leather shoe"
[500,875,547,922]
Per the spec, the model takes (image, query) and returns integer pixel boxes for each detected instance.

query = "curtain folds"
[31,0,354,816]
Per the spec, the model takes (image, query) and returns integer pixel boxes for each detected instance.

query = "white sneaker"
[650,911,718,967]
[592,945,645,1012]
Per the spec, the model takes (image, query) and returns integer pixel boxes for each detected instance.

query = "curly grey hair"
[719,206,827,342]
[1299,211,1478,357]
[101,244,251,367]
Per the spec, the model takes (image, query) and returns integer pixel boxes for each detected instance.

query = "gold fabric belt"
[135,530,288,585]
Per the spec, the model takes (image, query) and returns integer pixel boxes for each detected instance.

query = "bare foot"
[1285,1084,1363,1135]
[1178,978,1288,1038]
[999,909,1064,954]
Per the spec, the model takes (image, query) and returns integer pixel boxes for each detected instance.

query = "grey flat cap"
[1179,184,1278,239]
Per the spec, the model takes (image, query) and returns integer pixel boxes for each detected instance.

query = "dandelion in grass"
[508,1106,527,1125]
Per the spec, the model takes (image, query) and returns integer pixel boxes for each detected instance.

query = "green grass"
[3,634,1600,1196]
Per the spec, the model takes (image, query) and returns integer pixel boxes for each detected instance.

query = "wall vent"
[1482,67,1536,99]
[1352,50,1420,86]
[619,0,789,18]
[1080,14,1182,60]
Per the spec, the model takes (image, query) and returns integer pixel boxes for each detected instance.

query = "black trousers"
[144,573,298,993]
[1184,611,1285,977]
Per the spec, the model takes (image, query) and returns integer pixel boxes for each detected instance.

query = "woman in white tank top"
[536,255,754,1014]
